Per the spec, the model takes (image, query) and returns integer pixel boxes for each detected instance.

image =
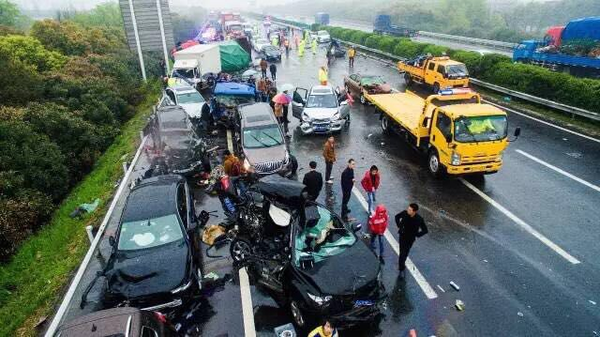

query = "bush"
[364,35,381,49]
[348,31,371,45]
[0,34,66,72]
[393,39,426,59]
[378,36,399,54]
[422,44,451,57]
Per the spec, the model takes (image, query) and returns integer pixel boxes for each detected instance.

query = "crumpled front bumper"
[300,119,344,135]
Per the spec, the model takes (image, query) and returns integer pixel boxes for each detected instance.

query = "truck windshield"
[306,94,337,108]
[294,206,356,267]
[454,115,507,143]
[447,64,469,77]
[215,94,255,107]
[174,69,195,79]
[243,125,283,148]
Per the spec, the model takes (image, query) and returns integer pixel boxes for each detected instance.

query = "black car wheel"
[360,92,366,105]
[290,300,306,328]
[230,237,252,263]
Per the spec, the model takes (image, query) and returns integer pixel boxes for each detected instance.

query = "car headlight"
[451,151,461,166]
[243,158,252,171]
[308,293,332,306]
[171,279,193,294]
[302,112,311,122]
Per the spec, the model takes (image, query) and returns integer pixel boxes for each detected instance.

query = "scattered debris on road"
[436,285,445,293]
[69,198,101,219]
[450,281,460,291]
[517,312,524,317]
[455,299,465,311]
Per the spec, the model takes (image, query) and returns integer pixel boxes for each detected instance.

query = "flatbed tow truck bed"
[365,91,430,136]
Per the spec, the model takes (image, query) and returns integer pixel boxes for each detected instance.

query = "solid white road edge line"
[45,136,148,337]
[483,100,600,144]
[352,188,438,300]
[239,267,257,337]
[459,178,581,265]
[516,149,600,193]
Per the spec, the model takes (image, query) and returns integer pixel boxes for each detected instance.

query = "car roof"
[441,103,506,118]
[309,85,334,95]
[56,307,143,337]
[239,103,277,127]
[122,175,183,222]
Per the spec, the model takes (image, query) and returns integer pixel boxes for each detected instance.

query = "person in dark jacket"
[340,159,355,221]
[260,58,268,78]
[302,161,323,201]
[269,63,277,80]
[395,203,428,276]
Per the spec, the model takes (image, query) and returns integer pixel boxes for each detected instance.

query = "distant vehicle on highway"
[291,85,350,135]
[259,45,282,62]
[316,30,331,43]
[314,12,330,26]
[253,37,271,52]
[398,55,469,93]
[55,307,177,337]
[164,83,206,122]
[373,14,417,37]
[236,103,297,176]
[102,175,202,311]
[343,73,392,104]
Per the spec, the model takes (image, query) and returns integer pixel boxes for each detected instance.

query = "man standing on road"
[348,45,356,67]
[260,58,268,79]
[269,63,277,81]
[361,165,381,215]
[341,159,356,221]
[303,161,323,201]
[322,136,336,184]
[396,203,428,277]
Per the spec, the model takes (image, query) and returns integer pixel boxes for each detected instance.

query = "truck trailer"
[366,88,519,177]
[172,44,222,88]
[373,15,417,38]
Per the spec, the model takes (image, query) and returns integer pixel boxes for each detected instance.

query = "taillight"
[154,311,167,324]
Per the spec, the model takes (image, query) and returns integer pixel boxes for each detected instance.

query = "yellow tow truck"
[398,56,469,93]
[366,88,520,177]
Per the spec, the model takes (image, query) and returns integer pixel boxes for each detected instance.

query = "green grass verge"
[0,86,159,337]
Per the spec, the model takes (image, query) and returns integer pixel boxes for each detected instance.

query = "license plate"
[354,300,374,307]
[314,126,327,132]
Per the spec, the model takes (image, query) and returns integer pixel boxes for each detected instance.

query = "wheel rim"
[381,116,388,131]
[231,240,251,262]
[290,301,305,327]
[429,153,439,173]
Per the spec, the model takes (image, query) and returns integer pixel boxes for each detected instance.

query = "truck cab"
[398,56,469,93]
[368,88,519,177]
[512,40,538,63]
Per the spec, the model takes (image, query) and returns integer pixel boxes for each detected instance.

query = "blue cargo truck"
[513,17,600,78]
[373,14,417,37]
[315,12,330,26]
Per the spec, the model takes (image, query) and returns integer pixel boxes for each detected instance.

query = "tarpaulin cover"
[218,41,251,72]
[561,17,600,42]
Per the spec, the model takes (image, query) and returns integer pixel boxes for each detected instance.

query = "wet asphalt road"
[54,33,600,337]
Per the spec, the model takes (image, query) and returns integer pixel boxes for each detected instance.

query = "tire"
[432,82,440,94]
[360,92,366,105]
[428,149,445,178]
[230,237,252,263]
[290,300,306,328]
[404,73,412,86]
[381,114,391,135]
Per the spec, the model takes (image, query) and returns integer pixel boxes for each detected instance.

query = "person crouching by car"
[308,320,339,337]
[369,204,388,264]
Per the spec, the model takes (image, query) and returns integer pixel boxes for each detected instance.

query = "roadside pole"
[128,0,147,81]
[155,0,171,75]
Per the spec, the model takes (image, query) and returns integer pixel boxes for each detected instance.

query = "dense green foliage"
[318,25,600,112]
[0,4,161,262]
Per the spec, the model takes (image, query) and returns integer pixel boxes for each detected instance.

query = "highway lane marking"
[516,149,600,193]
[239,267,257,337]
[483,100,600,144]
[459,178,581,265]
[352,188,438,300]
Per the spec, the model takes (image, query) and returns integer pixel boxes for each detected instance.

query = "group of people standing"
[301,136,429,276]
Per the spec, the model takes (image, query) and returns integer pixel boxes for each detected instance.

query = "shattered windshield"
[306,94,337,108]
[243,125,283,148]
[215,94,255,107]
[294,206,356,267]
[118,214,184,251]
[454,115,508,143]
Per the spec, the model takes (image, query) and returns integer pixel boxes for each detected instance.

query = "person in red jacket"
[369,204,388,263]
[361,165,380,215]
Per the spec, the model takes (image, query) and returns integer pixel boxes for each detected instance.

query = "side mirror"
[514,127,521,138]
[108,236,116,247]
[352,223,362,232]
[445,134,452,143]
[340,100,348,106]
[421,117,430,127]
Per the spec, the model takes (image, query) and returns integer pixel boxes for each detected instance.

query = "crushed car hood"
[179,102,206,119]
[304,107,338,120]
[106,240,189,299]
[299,241,379,295]
[244,145,287,166]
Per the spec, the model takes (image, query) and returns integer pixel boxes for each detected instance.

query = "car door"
[431,109,453,163]
[347,74,360,94]
[292,87,308,119]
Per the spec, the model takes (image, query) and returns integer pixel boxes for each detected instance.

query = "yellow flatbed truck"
[398,56,469,93]
[366,88,520,177]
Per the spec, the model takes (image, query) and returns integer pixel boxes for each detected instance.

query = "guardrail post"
[85,226,94,244]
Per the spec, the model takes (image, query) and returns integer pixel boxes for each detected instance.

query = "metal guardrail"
[417,31,517,51]
[260,16,598,122]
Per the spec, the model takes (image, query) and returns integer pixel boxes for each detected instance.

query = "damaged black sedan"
[229,175,386,328]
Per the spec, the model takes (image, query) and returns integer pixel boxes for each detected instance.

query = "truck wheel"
[428,150,445,178]
[433,82,440,94]
[360,92,366,105]
[381,115,391,135]
[404,73,412,86]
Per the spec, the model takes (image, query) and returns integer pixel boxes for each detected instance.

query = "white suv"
[316,30,331,43]
[291,85,350,135]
